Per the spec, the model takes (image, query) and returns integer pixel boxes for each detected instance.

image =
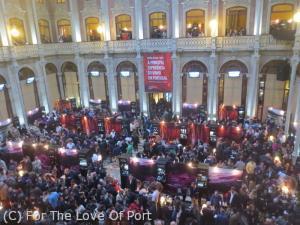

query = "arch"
[149,11,167,39]
[182,60,208,74]
[185,9,205,37]
[87,61,107,73]
[219,60,248,74]
[182,61,208,106]
[9,17,27,45]
[18,67,35,80]
[218,60,248,109]
[18,67,40,112]
[258,59,291,120]
[270,3,294,25]
[57,19,72,42]
[38,19,51,43]
[45,63,58,74]
[61,61,78,72]
[225,6,247,36]
[260,59,289,74]
[115,14,132,40]
[116,61,137,74]
[0,75,6,84]
[87,61,108,101]
[116,61,138,102]
[0,74,12,121]
[45,63,61,103]
[61,62,80,105]
[85,17,101,41]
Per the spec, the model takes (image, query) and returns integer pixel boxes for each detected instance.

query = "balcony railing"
[217,36,256,51]
[0,35,294,61]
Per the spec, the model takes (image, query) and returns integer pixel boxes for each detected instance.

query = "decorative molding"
[181,0,209,10]
[36,3,50,20]
[81,0,100,19]
[268,0,296,5]
[144,0,170,13]
[222,0,251,7]
[53,3,69,20]
[4,0,26,17]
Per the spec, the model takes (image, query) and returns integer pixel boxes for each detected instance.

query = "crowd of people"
[0,105,299,225]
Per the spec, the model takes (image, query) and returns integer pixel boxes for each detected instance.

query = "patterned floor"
[103,137,144,182]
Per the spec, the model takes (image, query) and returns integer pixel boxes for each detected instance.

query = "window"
[115,14,132,40]
[149,12,167,39]
[9,18,26,45]
[226,6,247,36]
[38,19,51,43]
[85,17,101,41]
[57,0,65,3]
[270,4,294,30]
[186,9,205,37]
[57,19,72,42]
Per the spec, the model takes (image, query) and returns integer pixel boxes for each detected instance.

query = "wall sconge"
[293,11,300,23]
[10,28,20,37]
[209,19,217,37]
[97,25,104,33]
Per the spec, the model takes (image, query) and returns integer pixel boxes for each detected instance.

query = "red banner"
[144,52,172,92]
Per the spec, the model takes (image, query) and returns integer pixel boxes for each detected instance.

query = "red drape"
[160,123,180,143]
[216,125,243,141]
[104,118,122,135]
[194,124,210,143]
[219,106,238,121]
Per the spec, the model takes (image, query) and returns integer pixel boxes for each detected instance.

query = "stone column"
[0,0,9,46]
[136,51,148,115]
[75,54,89,107]
[134,0,143,40]
[294,78,300,125]
[172,52,181,115]
[293,78,300,159]
[57,72,65,100]
[172,0,179,38]
[35,59,51,113]
[7,60,27,125]
[246,51,260,117]
[104,55,118,112]
[285,56,298,134]
[69,0,82,42]
[100,0,111,41]
[25,0,40,44]
[208,51,218,120]
[253,0,264,35]
[211,0,219,37]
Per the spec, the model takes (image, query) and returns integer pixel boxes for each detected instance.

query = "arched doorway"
[258,60,290,120]
[87,61,108,101]
[45,63,61,106]
[182,61,208,106]
[38,19,51,43]
[0,75,13,121]
[116,61,138,102]
[270,3,294,32]
[225,6,247,36]
[18,67,40,112]
[219,60,248,108]
[61,62,80,106]
[57,19,72,42]
[149,12,167,39]
[186,9,205,37]
[9,17,27,45]
[85,17,101,41]
[115,14,132,40]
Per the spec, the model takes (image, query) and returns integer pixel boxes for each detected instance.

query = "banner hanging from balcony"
[144,52,172,92]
